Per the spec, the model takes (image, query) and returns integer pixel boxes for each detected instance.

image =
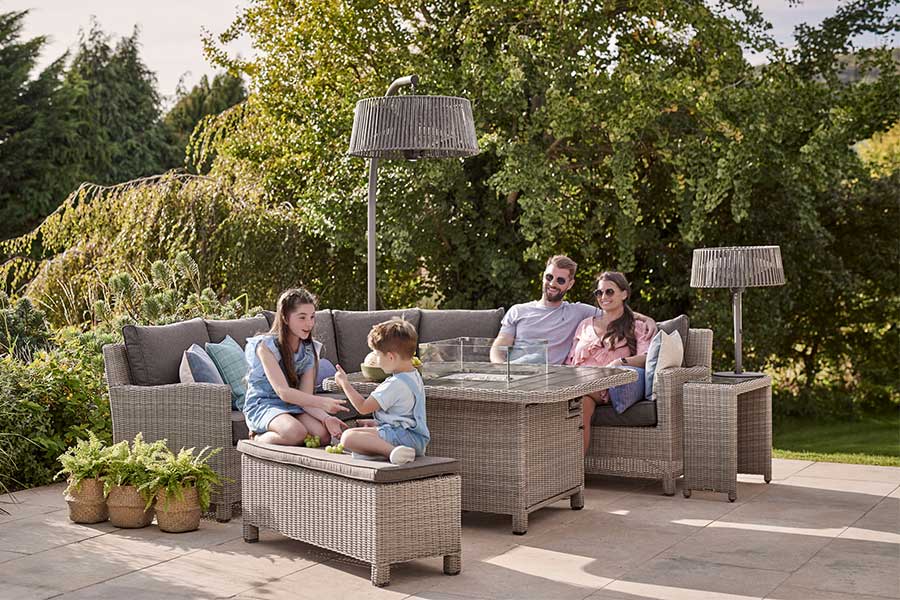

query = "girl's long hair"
[597,272,637,356]
[269,287,319,389]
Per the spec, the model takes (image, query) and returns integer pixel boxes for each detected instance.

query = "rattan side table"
[683,375,772,501]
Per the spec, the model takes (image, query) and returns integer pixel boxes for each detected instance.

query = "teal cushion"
[206,335,249,410]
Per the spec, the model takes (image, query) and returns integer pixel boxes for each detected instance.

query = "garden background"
[0,0,897,493]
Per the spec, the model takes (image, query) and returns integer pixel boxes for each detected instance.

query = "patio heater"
[690,246,785,379]
[348,75,479,310]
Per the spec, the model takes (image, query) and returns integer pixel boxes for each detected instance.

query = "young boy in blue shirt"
[334,318,429,465]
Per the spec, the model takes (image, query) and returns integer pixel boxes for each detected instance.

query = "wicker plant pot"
[65,478,108,524]
[107,485,154,528]
[155,487,201,533]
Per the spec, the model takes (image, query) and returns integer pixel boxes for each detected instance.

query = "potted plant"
[140,446,222,533]
[103,433,168,528]
[56,431,109,524]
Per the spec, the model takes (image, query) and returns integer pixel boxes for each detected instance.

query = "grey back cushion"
[261,309,337,363]
[123,318,211,386]
[656,314,690,363]
[418,308,505,343]
[205,315,269,347]
[332,309,421,370]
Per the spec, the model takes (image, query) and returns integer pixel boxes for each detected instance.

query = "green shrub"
[0,297,54,361]
[0,328,112,491]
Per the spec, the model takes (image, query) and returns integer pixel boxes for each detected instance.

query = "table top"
[323,365,637,405]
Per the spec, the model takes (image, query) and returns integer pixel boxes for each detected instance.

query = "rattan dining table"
[324,365,636,534]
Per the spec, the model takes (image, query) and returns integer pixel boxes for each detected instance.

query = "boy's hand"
[334,364,349,388]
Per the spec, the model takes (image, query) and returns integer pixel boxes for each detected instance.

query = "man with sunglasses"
[490,255,652,364]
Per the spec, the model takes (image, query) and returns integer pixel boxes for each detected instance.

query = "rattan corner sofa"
[102,308,710,520]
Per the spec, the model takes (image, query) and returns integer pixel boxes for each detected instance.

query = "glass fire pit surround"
[418,337,548,383]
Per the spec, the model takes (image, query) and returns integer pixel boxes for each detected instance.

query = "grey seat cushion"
[123,318,210,385]
[418,308,505,343]
[592,400,658,427]
[237,439,458,483]
[263,309,338,363]
[205,315,269,347]
[332,309,421,371]
[657,314,690,362]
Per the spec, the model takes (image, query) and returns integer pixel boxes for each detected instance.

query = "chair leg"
[443,553,461,575]
[215,502,233,522]
[371,562,390,587]
[243,523,259,543]
[662,475,676,496]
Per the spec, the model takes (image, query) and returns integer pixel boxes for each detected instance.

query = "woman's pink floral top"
[565,316,657,368]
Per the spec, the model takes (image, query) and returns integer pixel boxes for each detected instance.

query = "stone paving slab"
[0,459,897,600]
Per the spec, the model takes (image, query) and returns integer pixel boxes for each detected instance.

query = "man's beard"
[543,284,566,303]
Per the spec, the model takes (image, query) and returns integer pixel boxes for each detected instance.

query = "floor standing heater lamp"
[348,75,479,310]
[690,246,785,378]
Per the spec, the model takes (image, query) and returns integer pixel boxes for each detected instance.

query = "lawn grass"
[773,414,900,467]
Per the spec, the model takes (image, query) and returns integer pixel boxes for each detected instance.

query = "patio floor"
[1,458,898,600]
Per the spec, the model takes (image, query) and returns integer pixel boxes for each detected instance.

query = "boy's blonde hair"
[367,317,418,359]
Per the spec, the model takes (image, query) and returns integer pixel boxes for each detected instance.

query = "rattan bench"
[237,440,462,586]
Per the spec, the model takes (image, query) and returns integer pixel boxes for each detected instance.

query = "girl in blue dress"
[243,288,349,445]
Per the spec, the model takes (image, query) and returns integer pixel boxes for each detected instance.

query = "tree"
[0,11,77,240]
[64,22,173,186]
[164,72,246,170]
[195,0,898,411]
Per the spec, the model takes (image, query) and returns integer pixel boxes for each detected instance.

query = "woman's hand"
[324,415,349,440]
[316,395,349,414]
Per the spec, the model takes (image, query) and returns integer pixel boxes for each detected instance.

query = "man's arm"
[633,311,656,330]
[490,333,516,363]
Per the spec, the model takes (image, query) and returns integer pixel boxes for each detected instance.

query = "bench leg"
[570,490,584,510]
[215,503,233,522]
[662,475,676,496]
[371,562,390,587]
[443,553,461,575]
[512,511,528,535]
[243,523,259,543]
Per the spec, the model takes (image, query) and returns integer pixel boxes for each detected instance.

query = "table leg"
[737,385,772,482]
[570,490,584,510]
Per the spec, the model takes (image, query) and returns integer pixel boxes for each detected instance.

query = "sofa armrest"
[684,329,713,369]
[103,343,133,387]
[108,383,233,451]
[653,365,710,431]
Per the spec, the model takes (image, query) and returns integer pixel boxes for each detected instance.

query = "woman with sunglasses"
[565,272,657,453]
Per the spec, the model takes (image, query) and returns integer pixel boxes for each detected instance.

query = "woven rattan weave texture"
[240,452,461,586]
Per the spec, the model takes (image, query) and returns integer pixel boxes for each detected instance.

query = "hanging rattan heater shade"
[348,95,479,159]
[690,246,785,289]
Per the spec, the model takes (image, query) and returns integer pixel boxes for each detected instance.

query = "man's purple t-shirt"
[499,301,600,365]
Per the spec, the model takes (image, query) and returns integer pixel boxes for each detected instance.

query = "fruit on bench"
[325,444,344,454]
[303,434,320,448]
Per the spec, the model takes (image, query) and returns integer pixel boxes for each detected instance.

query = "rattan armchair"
[584,328,713,495]
[103,343,240,521]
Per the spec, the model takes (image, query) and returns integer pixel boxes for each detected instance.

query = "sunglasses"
[544,273,569,286]
[593,287,617,298]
